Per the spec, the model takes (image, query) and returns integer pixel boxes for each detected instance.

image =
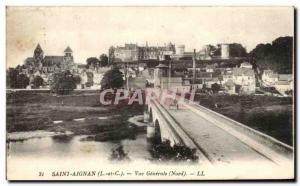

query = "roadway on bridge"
[163,104,275,165]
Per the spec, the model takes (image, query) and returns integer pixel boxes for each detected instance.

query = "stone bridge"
[145,96,294,166]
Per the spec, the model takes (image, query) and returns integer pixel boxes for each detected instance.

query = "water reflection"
[110,145,129,161]
[7,130,199,164]
[7,133,152,162]
[52,135,74,143]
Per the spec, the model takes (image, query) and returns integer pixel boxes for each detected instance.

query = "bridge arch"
[154,119,162,142]
[149,108,153,122]
[147,99,181,145]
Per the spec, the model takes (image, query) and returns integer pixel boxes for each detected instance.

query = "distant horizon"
[6,7,294,68]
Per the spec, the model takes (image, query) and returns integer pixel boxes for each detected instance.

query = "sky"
[6,6,294,68]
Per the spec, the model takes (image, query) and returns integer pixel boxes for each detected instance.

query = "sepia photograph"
[5,6,295,180]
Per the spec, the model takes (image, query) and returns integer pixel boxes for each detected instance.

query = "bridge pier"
[144,110,156,139]
[143,111,149,123]
[146,125,155,138]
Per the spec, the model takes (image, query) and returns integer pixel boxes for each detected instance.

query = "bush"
[7,69,17,88]
[50,71,76,95]
[86,72,94,87]
[16,74,30,89]
[150,140,198,162]
[33,75,44,88]
[73,75,81,85]
[100,67,124,89]
[211,83,221,94]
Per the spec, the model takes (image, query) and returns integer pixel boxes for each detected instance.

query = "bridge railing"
[184,101,294,161]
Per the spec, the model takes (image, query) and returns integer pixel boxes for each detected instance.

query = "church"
[23,44,75,75]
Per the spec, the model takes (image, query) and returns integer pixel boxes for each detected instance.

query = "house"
[205,65,215,72]
[224,79,236,94]
[232,68,256,94]
[274,80,293,95]
[222,71,233,85]
[273,74,294,95]
[240,62,252,69]
[262,70,278,86]
[278,74,293,81]
[205,77,220,88]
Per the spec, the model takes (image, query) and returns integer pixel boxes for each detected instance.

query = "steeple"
[35,43,42,50]
[33,43,44,61]
[34,43,43,54]
[32,43,44,69]
[64,46,73,53]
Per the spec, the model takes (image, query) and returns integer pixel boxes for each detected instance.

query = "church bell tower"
[33,43,44,69]
[63,46,74,70]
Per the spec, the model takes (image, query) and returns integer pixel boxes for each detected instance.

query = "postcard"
[6,6,294,180]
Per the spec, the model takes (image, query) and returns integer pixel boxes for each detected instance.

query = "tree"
[229,43,247,57]
[211,83,221,94]
[99,54,109,67]
[212,43,247,57]
[86,57,100,69]
[74,75,81,85]
[7,68,19,88]
[50,70,76,95]
[100,67,124,89]
[33,75,44,88]
[16,74,30,88]
[86,72,94,87]
[108,46,115,65]
[250,36,293,73]
[212,45,221,56]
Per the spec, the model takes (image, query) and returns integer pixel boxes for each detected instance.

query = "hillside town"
[7,40,293,97]
[6,7,295,180]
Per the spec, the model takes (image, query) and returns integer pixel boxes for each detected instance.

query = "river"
[7,131,152,163]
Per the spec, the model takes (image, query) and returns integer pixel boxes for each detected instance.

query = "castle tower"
[175,45,185,56]
[221,44,230,59]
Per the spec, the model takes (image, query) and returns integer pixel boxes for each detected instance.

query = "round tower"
[175,45,185,56]
[221,44,230,59]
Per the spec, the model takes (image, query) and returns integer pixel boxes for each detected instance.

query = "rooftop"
[278,74,293,81]
[233,68,254,76]
[43,56,64,66]
[64,46,73,53]
[155,64,168,68]
[276,81,291,85]
[224,79,235,87]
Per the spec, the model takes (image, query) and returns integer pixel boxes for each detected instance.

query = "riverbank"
[7,91,145,141]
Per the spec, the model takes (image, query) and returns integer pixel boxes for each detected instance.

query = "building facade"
[113,42,177,62]
[262,70,279,86]
[232,67,256,94]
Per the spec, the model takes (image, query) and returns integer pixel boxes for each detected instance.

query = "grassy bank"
[7,91,145,141]
[195,94,293,146]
